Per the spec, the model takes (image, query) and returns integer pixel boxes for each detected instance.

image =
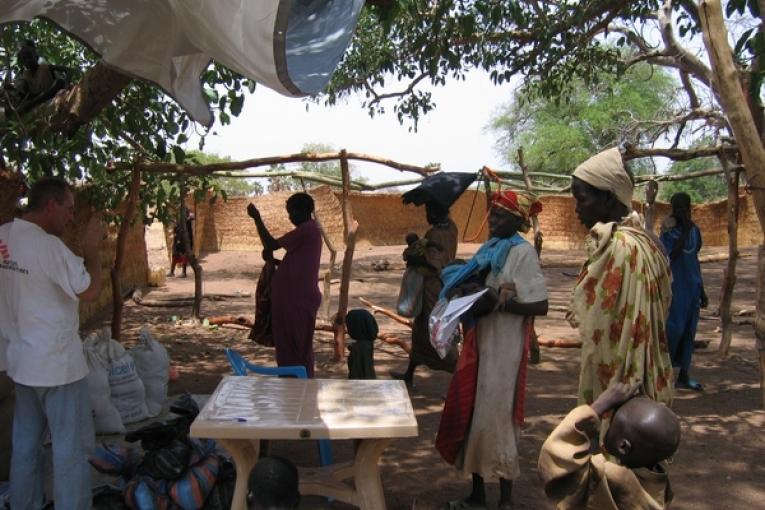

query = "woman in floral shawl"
[569,148,673,435]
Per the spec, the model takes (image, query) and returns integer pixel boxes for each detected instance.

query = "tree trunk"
[718,156,739,357]
[700,0,765,406]
[110,168,142,340]
[43,62,131,137]
[178,180,203,320]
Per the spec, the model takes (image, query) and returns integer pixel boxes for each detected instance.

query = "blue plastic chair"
[224,348,333,466]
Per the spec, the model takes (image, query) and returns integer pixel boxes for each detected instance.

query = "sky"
[199,70,517,186]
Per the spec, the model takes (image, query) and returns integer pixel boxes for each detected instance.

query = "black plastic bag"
[170,392,199,422]
[138,439,192,481]
[202,457,236,510]
[92,485,130,510]
[125,417,189,451]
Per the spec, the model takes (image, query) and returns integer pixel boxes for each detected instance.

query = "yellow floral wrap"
[568,213,673,426]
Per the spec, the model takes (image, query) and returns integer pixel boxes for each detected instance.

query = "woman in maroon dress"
[247,193,322,377]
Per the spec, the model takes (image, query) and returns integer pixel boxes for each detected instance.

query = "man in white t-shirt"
[0,177,103,510]
[0,334,12,481]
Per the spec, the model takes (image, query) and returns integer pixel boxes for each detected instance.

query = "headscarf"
[345,309,378,342]
[572,147,633,209]
[490,190,543,233]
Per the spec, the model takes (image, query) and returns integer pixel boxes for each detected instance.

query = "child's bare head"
[405,232,419,245]
[604,397,680,468]
[247,456,300,510]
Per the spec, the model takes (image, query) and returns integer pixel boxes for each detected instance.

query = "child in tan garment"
[538,381,680,509]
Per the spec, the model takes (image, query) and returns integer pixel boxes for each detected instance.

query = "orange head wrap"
[490,190,542,232]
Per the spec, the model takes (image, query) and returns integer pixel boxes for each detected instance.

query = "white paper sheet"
[429,289,488,358]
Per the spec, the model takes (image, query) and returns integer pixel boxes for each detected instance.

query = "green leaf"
[230,94,244,116]
[172,146,186,164]
[734,28,755,56]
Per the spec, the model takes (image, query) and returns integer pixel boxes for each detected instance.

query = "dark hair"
[17,39,37,56]
[247,456,299,510]
[669,192,693,260]
[345,309,379,342]
[27,177,72,212]
[286,193,314,214]
[670,192,691,212]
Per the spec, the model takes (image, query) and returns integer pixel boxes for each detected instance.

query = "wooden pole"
[517,149,542,363]
[297,180,338,322]
[334,221,358,361]
[719,155,740,357]
[700,0,765,407]
[110,167,141,340]
[323,251,337,322]
[121,151,439,177]
[339,150,352,238]
[644,180,659,233]
[333,150,355,361]
[358,297,413,328]
[179,178,203,320]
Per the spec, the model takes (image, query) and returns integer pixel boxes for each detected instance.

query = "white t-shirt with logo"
[0,219,91,386]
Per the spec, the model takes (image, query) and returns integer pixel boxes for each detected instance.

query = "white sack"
[130,326,169,417]
[83,329,125,435]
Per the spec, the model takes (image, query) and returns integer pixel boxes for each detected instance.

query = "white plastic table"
[190,376,418,510]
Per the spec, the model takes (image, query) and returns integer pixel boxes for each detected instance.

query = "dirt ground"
[86,243,765,510]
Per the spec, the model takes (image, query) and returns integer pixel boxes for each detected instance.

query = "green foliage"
[489,63,676,178]
[185,151,263,197]
[326,1,662,130]
[266,143,365,192]
[266,163,298,193]
[658,157,727,204]
[0,19,254,226]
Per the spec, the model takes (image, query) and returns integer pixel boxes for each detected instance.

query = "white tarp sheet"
[0,0,365,125]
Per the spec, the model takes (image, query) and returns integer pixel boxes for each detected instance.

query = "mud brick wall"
[70,198,149,324]
[0,178,148,325]
[197,185,346,253]
[180,186,763,253]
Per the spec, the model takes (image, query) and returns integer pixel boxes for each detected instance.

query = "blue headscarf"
[439,233,527,299]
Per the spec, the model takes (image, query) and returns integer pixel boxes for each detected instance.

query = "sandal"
[440,499,487,510]
[675,379,703,391]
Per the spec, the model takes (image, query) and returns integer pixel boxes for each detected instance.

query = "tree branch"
[114,151,440,177]
[623,144,724,160]
[657,0,714,89]
[680,70,701,108]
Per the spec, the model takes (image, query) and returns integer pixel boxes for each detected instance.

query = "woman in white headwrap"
[568,148,674,437]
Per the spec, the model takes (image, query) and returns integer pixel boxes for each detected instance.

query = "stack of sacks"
[84,325,170,434]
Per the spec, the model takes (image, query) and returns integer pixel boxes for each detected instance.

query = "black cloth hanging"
[401,172,477,210]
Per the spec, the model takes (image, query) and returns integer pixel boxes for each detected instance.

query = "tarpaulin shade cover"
[0,0,365,126]
[402,172,477,210]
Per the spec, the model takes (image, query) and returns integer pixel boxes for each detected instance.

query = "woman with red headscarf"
[436,190,548,510]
